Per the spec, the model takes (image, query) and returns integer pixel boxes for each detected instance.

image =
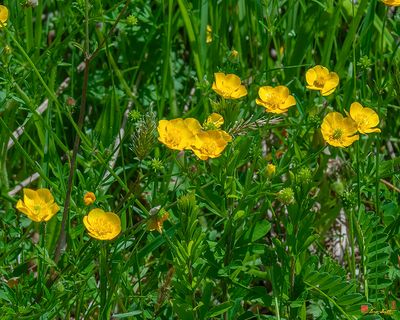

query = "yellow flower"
[256,85,296,114]
[266,163,276,178]
[83,192,96,206]
[321,112,359,147]
[203,113,224,130]
[349,102,381,134]
[382,0,400,6]
[191,130,232,160]
[206,25,212,43]
[147,210,169,233]
[83,208,121,240]
[212,73,248,99]
[16,188,60,222]
[0,5,8,28]
[306,65,339,96]
[157,118,202,151]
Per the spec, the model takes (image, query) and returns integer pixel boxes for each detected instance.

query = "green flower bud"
[277,187,295,205]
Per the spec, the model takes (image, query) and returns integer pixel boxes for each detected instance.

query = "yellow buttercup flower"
[16,188,60,222]
[206,25,212,43]
[147,210,169,233]
[0,5,8,28]
[212,73,248,99]
[382,0,400,6]
[321,112,359,147]
[191,130,232,160]
[256,85,296,114]
[83,192,96,206]
[349,102,381,134]
[157,118,202,151]
[83,208,121,240]
[266,163,276,178]
[203,113,224,130]
[306,65,339,96]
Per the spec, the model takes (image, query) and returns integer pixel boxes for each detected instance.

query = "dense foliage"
[1,1,400,319]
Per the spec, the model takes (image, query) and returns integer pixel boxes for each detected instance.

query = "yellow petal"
[305,68,317,86]
[258,86,273,102]
[36,188,54,204]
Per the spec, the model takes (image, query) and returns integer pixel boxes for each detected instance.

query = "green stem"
[356,140,361,216]
[100,242,109,320]
[37,222,46,294]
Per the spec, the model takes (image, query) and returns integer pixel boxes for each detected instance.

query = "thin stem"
[100,242,109,320]
[37,222,46,294]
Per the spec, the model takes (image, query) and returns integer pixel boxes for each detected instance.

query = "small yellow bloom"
[382,0,400,6]
[256,85,296,114]
[83,192,96,206]
[212,73,248,99]
[321,112,359,147]
[157,118,202,151]
[230,49,239,58]
[0,5,8,28]
[266,163,276,178]
[191,130,232,160]
[147,210,169,233]
[206,25,212,43]
[349,102,381,134]
[306,65,339,96]
[16,188,60,222]
[83,208,121,240]
[203,113,224,130]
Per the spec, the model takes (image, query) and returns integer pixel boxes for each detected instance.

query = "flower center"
[314,77,326,88]
[332,128,343,140]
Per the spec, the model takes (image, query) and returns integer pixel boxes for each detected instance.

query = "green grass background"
[1,0,400,319]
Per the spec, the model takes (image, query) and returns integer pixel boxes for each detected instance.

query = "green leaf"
[206,301,234,317]
[112,311,142,318]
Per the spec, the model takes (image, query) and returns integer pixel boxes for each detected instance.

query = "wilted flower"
[191,130,232,160]
[157,118,202,151]
[83,192,96,206]
[321,112,359,147]
[349,102,381,134]
[382,0,400,6]
[256,85,296,114]
[203,113,224,130]
[16,188,60,222]
[83,208,121,240]
[0,5,9,27]
[212,73,247,99]
[206,25,212,43]
[306,65,339,96]
[147,209,169,233]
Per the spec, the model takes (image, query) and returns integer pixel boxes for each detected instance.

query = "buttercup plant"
[2,1,400,319]
[83,208,121,240]
[16,188,60,222]
[306,65,339,96]
[212,72,248,99]
[0,5,8,28]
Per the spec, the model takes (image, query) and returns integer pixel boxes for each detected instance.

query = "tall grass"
[1,0,400,319]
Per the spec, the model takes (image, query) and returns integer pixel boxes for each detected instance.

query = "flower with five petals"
[191,130,232,160]
[321,112,359,147]
[256,85,296,114]
[0,5,8,28]
[157,118,202,151]
[349,102,381,134]
[306,65,339,96]
[83,208,121,240]
[212,73,247,99]
[16,188,60,222]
